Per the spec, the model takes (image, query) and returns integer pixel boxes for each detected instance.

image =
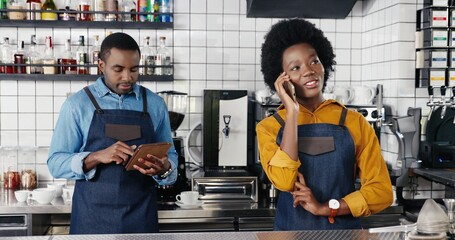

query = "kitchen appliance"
[389,108,422,187]
[157,91,190,202]
[251,98,281,202]
[345,105,388,141]
[420,106,455,168]
[203,90,251,173]
[192,176,258,202]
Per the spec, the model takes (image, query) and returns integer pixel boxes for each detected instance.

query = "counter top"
[0,189,275,218]
[0,230,405,240]
[414,168,455,187]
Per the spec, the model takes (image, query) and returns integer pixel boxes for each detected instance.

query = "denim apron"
[273,108,361,230]
[70,86,159,234]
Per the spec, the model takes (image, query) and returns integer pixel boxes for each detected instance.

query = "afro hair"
[260,19,336,92]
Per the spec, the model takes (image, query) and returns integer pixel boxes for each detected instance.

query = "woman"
[256,19,393,231]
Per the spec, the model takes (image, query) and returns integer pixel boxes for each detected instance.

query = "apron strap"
[84,87,104,114]
[273,113,286,127]
[339,108,348,126]
[141,86,148,114]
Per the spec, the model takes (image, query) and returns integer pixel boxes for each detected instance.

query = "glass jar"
[4,168,20,190]
[1,147,20,190]
[20,169,37,189]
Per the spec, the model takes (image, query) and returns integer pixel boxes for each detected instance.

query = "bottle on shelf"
[0,0,8,20]
[26,0,41,20]
[59,0,76,21]
[138,0,147,22]
[152,0,160,22]
[43,36,56,74]
[159,0,172,22]
[105,0,118,21]
[1,37,13,74]
[8,0,26,20]
[122,0,136,22]
[76,35,88,75]
[78,0,92,21]
[155,36,172,75]
[58,38,77,74]
[13,40,26,74]
[91,35,101,75]
[92,0,105,21]
[140,36,155,75]
[41,0,58,21]
[25,34,43,74]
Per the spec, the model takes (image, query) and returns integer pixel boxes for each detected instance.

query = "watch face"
[329,199,340,209]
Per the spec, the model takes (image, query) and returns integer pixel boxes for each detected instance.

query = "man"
[47,32,178,234]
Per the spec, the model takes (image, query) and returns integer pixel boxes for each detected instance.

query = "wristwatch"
[159,165,173,179]
[328,199,340,224]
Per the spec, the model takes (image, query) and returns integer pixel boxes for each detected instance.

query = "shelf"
[0,19,173,29]
[0,74,174,81]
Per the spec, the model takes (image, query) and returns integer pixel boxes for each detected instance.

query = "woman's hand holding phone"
[274,72,299,112]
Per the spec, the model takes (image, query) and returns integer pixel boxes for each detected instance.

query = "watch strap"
[159,166,173,179]
[328,208,338,224]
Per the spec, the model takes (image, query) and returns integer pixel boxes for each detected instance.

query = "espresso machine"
[202,90,252,176]
[157,91,190,202]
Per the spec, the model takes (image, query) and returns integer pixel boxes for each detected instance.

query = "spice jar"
[20,169,37,189]
[4,167,20,190]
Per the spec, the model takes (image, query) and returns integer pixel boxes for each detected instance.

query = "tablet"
[124,142,172,171]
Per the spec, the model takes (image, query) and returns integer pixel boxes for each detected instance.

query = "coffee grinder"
[157,91,190,203]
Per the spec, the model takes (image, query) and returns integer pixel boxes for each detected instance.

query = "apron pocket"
[298,137,335,156]
[105,123,141,142]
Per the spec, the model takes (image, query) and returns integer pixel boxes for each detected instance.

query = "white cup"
[350,86,376,105]
[47,182,65,198]
[14,190,30,202]
[29,188,56,204]
[333,86,354,104]
[62,185,75,203]
[176,191,200,205]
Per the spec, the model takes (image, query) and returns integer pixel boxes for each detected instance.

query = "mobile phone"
[283,81,297,103]
[124,142,172,171]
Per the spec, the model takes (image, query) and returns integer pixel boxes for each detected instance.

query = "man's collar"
[93,77,140,100]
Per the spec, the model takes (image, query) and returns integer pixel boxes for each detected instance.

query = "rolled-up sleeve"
[256,119,301,192]
[343,116,393,217]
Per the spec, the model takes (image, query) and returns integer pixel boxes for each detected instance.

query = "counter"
[414,168,455,187]
[0,188,404,234]
[0,230,404,240]
[0,189,274,218]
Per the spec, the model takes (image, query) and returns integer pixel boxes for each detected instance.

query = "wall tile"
[207,48,223,64]
[239,32,255,48]
[207,64,223,80]
[191,14,207,30]
[190,64,207,80]
[190,30,207,47]
[223,65,239,80]
[174,13,190,29]
[191,0,207,13]
[239,48,256,64]
[1,96,18,112]
[174,47,190,63]
[239,17,256,31]
[223,48,239,64]
[190,47,207,63]
[207,14,223,31]
[224,0,240,14]
[174,30,190,47]
[223,15,239,31]
[207,0,223,14]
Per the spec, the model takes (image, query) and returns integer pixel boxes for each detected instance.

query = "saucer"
[175,200,203,209]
